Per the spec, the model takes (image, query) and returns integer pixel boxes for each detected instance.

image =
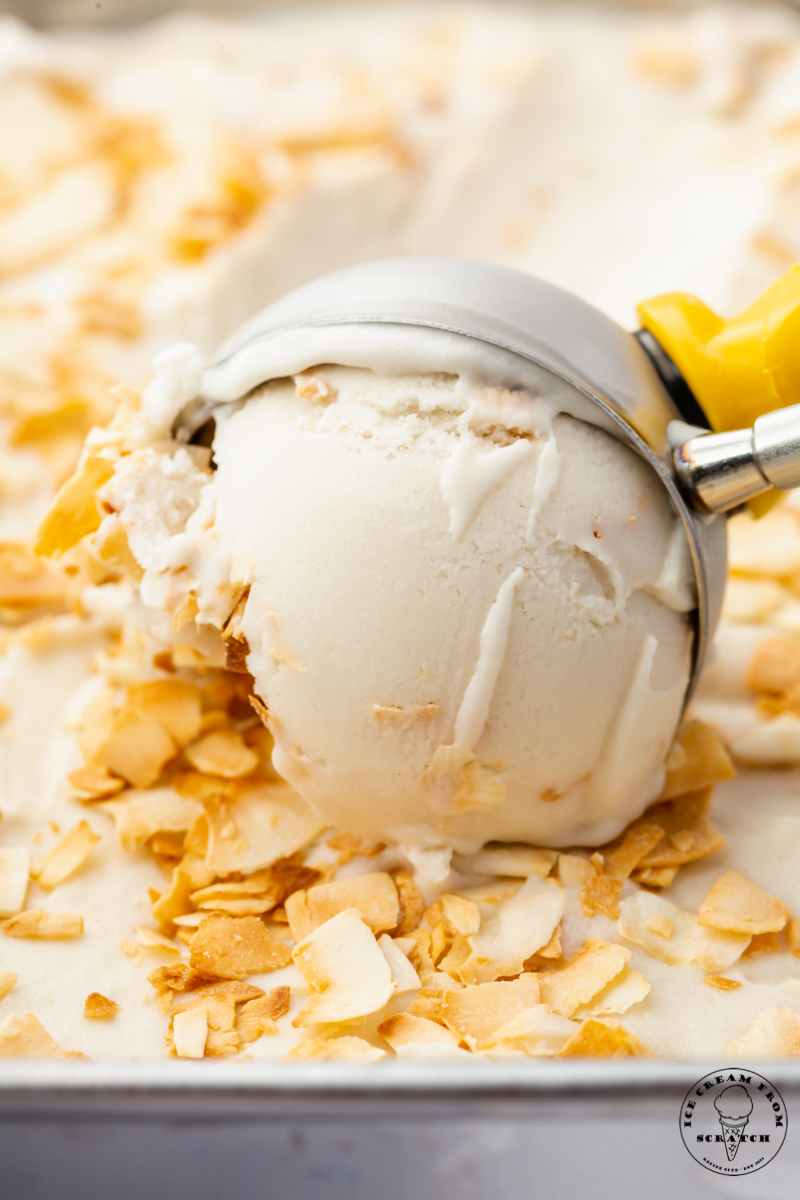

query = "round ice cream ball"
[207,364,694,863]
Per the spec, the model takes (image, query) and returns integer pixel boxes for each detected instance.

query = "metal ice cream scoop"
[184,257,800,701]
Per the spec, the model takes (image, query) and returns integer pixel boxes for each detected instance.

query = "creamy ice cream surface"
[206,366,692,863]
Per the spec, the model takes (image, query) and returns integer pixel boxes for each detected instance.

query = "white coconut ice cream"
[130,337,698,872]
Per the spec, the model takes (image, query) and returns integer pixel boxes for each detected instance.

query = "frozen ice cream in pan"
[83,255,800,872]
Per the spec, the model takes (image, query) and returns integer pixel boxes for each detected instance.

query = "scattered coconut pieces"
[619,893,750,971]
[3,909,83,938]
[203,783,324,875]
[482,1005,578,1057]
[186,729,258,779]
[78,694,176,788]
[126,680,203,746]
[661,718,735,799]
[0,1013,66,1058]
[377,933,421,993]
[452,844,557,878]
[0,847,29,917]
[170,980,264,1057]
[704,975,742,991]
[556,1019,649,1058]
[68,764,125,801]
[327,832,386,865]
[84,992,118,1019]
[237,986,290,1045]
[286,872,399,941]
[100,789,202,850]
[538,941,631,1018]
[392,869,425,935]
[460,876,564,985]
[0,971,18,1000]
[441,974,541,1049]
[286,1035,385,1062]
[188,914,292,980]
[698,870,790,935]
[378,1013,460,1050]
[728,1008,800,1057]
[32,820,101,888]
[173,1007,208,1058]
[292,908,394,1027]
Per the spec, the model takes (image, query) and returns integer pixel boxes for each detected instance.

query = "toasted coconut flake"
[68,765,124,801]
[483,1005,578,1057]
[392,869,425,934]
[556,1019,649,1058]
[460,877,564,985]
[126,680,203,746]
[747,636,800,696]
[539,941,630,1018]
[170,980,264,1057]
[557,855,595,888]
[0,971,17,1000]
[439,893,481,937]
[698,870,790,935]
[152,854,212,934]
[0,847,29,917]
[661,719,735,799]
[0,1013,65,1057]
[204,783,324,875]
[405,992,448,1024]
[3,909,83,938]
[292,908,394,1027]
[84,992,117,1019]
[788,919,800,957]
[237,986,290,1045]
[173,1008,208,1058]
[437,934,472,979]
[631,866,678,888]
[704,975,742,990]
[0,543,68,610]
[286,872,399,942]
[728,1007,800,1057]
[580,871,623,919]
[378,1013,460,1050]
[79,700,176,788]
[452,844,557,878]
[442,974,541,1048]
[404,928,436,985]
[35,454,115,557]
[148,963,221,1007]
[189,914,291,980]
[619,893,750,971]
[573,967,650,1018]
[644,913,674,939]
[326,832,385,865]
[33,820,100,889]
[135,926,182,954]
[634,788,725,869]
[601,826,665,881]
[373,702,438,725]
[186,729,258,779]
[286,1035,385,1062]
[101,790,202,850]
[377,933,421,993]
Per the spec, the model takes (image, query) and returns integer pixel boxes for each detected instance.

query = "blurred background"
[1,0,799,539]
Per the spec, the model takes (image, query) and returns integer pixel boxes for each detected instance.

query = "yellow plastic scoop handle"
[637,265,800,516]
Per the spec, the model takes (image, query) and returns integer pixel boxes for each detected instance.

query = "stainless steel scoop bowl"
[185,257,731,701]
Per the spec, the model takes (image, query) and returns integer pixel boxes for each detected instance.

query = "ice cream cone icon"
[715,1085,754,1162]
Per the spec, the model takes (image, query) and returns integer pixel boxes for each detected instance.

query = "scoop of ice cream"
[715,1085,753,1122]
[185,360,694,865]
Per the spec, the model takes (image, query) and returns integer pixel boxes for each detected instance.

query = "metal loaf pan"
[1,2,797,1197]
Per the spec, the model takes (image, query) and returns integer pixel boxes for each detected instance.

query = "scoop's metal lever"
[674,402,800,513]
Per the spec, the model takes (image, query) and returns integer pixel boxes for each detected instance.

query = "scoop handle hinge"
[674,403,800,513]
